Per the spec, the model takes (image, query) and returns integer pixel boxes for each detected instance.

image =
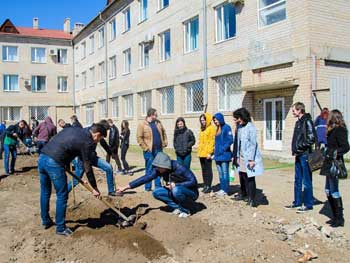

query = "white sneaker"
[178,212,190,218]
[172,209,181,215]
[216,190,227,197]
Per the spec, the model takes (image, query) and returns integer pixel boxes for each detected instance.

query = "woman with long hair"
[198,113,216,193]
[120,120,132,175]
[213,113,233,197]
[173,117,196,169]
[320,109,349,227]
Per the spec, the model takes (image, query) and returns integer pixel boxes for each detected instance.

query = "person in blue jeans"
[137,108,168,191]
[213,113,233,197]
[117,152,198,218]
[286,102,316,213]
[39,124,106,236]
[0,120,6,160]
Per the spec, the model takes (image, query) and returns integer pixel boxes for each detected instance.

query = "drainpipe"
[311,54,317,118]
[99,12,109,118]
[202,0,208,111]
[72,40,76,113]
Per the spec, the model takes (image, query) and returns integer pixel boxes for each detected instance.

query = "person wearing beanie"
[117,152,198,218]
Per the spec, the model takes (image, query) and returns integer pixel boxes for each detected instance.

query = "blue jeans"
[294,154,313,208]
[153,186,198,214]
[36,141,47,154]
[216,161,230,193]
[144,150,162,191]
[4,144,17,174]
[38,154,68,232]
[176,154,192,169]
[67,157,115,194]
[325,175,340,198]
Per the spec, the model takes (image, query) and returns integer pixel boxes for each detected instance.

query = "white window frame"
[216,74,242,111]
[2,46,18,62]
[89,35,95,54]
[185,80,203,113]
[140,91,152,116]
[30,106,49,121]
[82,71,87,89]
[89,67,95,87]
[258,0,287,28]
[81,42,86,59]
[109,55,117,79]
[31,76,46,92]
[183,16,199,53]
[139,0,148,22]
[85,104,95,126]
[57,49,68,64]
[159,30,171,62]
[123,48,131,74]
[98,28,105,48]
[31,47,46,63]
[123,7,131,32]
[100,100,107,117]
[158,0,169,11]
[124,94,134,118]
[139,43,150,69]
[111,97,119,117]
[3,74,19,92]
[263,97,285,151]
[75,74,80,91]
[159,86,174,115]
[109,18,117,41]
[99,62,105,82]
[2,107,21,121]
[57,76,68,92]
[215,2,236,43]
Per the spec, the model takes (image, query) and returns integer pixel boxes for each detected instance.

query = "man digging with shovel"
[38,124,107,236]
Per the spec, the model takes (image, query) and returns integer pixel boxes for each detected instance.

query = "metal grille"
[185,80,203,113]
[216,73,242,111]
[111,97,119,118]
[30,106,48,121]
[140,91,152,116]
[1,107,21,121]
[124,94,134,117]
[74,106,81,120]
[159,86,174,114]
[85,104,94,126]
[99,100,107,118]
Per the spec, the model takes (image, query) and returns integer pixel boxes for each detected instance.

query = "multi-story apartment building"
[0,18,74,123]
[1,0,350,158]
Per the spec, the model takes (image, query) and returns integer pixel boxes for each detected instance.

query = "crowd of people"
[1,102,348,236]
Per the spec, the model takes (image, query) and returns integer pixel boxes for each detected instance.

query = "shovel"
[65,169,136,227]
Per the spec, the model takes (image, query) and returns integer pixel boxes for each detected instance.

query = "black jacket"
[173,128,196,157]
[291,113,316,155]
[5,124,25,142]
[72,120,83,128]
[120,129,130,148]
[320,126,350,176]
[108,125,120,149]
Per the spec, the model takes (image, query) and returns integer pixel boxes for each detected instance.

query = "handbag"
[330,159,348,179]
[307,145,324,172]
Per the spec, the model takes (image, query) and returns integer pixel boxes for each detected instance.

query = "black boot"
[246,178,257,207]
[332,197,345,227]
[326,195,336,225]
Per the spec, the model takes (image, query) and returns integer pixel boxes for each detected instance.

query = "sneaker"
[172,209,181,215]
[284,204,302,210]
[115,170,124,175]
[216,190,227,197]
[9,171,15,175]
[42,220,54,230]
[56,228,73,236]
[233,193,248,201]
[178,212,190,218]
[296,207,313,213]
[109,191,123,197]
[202,186,211,194]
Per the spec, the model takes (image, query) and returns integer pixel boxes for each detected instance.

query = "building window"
[159,0,169,10]
[112,97,119,117]
[124,94,134,117]
[215,2,236,42]
[140,43,150,68]
[2,46,18,62]
[75,47,79,64]
[82,71,87,89]
[159,86,174,114]
[185,80,203,113]
[109,18,117,41]
[100,100,107,117]
[184,16,199,53]
[123,7,131,32]
[216,73,242,111]
[2,107,21,121]
[57,49,68,64]
[159,30,171,61]
[30,106,49,121]
[81,42,86,59]
[140,91,152,116]
[99,62,105,82]
[264,98,285,150]
[259,0,286,27]
[89,67,95,87]
[123,48,131,74]
[57,76,68,92]
[89,35,95,54]
[31,76,46,92]
[3,74,19,91]
[85,104,94,126]
[75,74,80,91]
[31,47,46,63]
[99,28,105,48]
[139,0,148,22]
[109,56,117,79]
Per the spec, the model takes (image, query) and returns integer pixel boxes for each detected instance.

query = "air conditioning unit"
[24,80,31,89]
[49,49,57,56]
[144,34,154,44]
[228,0,245,4]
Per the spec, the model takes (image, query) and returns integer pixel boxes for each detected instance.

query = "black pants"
[199,157,213,187]
[120,144,129,171]
[238,171,247,196]
[106,146,122,171]
[240,172,256,201]
[0,134,4,158]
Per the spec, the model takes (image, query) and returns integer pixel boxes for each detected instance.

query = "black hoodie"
[291,113,316,155]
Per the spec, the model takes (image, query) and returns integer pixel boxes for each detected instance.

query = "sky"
[0,0,106,30]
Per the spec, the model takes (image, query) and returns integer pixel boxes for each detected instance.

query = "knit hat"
[152,152,172,169]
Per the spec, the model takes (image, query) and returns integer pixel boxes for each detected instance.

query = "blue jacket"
[314,116,327,145]
[213,113,233,162]
[0,123,6,136]
[129,160,198,194]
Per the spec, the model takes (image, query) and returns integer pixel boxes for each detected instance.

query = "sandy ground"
[1,149,350,263]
